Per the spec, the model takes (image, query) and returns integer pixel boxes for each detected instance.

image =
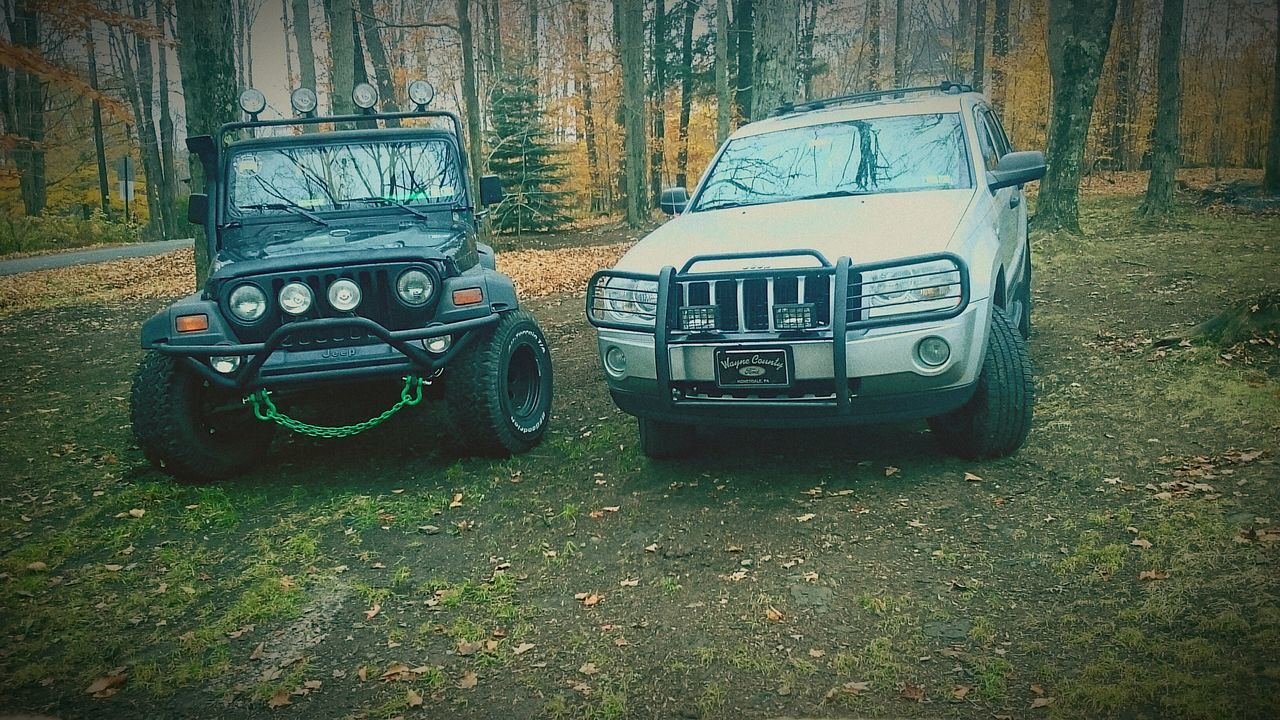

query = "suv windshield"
[228,137,465,216]
[692,113,972,211]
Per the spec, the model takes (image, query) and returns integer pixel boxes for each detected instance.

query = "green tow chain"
[244,375,424,439]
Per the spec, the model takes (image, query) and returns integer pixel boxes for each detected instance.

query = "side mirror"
[988,150,1046,191]
[479,174,504,206]
[659,186,689,216]
[187,193,209,225]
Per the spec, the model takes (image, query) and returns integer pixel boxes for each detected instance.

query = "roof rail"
[771,80,974,117]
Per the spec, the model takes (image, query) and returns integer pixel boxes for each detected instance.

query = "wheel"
[927,309,1033,459]
[445,310,553,455]
[130,351,275,483]
[638,418,695,459]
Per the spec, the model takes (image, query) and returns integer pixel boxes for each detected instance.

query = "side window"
[984,108,1013,156]
[972,109,1001,171]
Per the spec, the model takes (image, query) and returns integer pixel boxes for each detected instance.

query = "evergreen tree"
[486,70,570,235]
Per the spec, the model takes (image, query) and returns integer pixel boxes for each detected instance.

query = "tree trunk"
[11,0,46,215]
[893,0,907,87]
[574,0,604,212]
[1140,0,1184,216]
[528,0,539,70]
[619,0,649,226]
[734,0,754,121]
[488,0,504,75]
[799,0,818,99]
[119,0,168,240]
[328,0,356,114]
[867,0,882,90]
[157,0,180,238]
[457,0,483,193]
[750,0,798,119]
[174,0,238,283]
[677,0,695,187]
[292,0,317,91]
[651,0,667,206]
[1106,0,1137,169]
[359,0,400,123]
[283,0,295,85]
[956,0,971,80]
[1264,0,1280,193]
[990,0,1009,113]
[973,0,986,91]
[1033,0,1119,234]
[86,25,111,215]
[716,0,731,142]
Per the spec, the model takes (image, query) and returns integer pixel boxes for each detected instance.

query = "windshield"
[227,137,465,216]
[692,113,972,211]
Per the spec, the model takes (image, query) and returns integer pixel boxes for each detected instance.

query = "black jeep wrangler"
[130,82,553,483]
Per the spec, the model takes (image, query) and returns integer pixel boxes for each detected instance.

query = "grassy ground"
[0,194,1276,720]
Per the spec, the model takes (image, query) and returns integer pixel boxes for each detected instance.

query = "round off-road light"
[352,82,379,110]
[229,283,267,322]
[395,268,435,307]
[289,87,318,114]
[327,279,362,312]
[425,335,451,354]
[239,88,267,115]
[279,281,313,315]
[604,345,628,378]
[210,355,241,374]
[407,79,435,107]
[916,336,951,367]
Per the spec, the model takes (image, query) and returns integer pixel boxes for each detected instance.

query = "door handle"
[1009,193,1021,209]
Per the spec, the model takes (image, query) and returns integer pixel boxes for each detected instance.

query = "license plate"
[715,347,791,388]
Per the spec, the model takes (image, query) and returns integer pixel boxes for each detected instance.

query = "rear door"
[973,106,1022,299]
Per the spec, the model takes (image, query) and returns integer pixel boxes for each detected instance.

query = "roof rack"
[771,80,974,117]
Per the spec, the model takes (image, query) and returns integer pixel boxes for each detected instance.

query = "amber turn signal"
[452,287,484,306]
[175,314,209,333]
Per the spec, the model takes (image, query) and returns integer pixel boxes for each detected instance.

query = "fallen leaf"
[457,640,482,656]
[26,561,46,571]
[363,603,381,620]
[380,663,411,682]
[1032,697,1055,709]
[823,680,871,702]
[579,662,599,676]
[129,508,145,518]
[885,466,900,476]
[250,642,265,660]
[85,667,128,697]
[619,578,639,587]
[267,690,291,708]
[899,682,926,702]
[1139,569,1170,581]
[603,506,620,513]
[357,666,368,682]
[1130,538,1152,549]
[765,606,785,622]
[952,685,971,700]
[644,543,659,553]
[578,593,602,607]
[450,493,464,508]
[964,472,983,482]
[103,564,123,572]
[1030,683,1044,696]
[303,679,322,690]
[407,688,424,707]
[457,671,478,689]
[795,513,816,522]
[809,648,826,658]
[513,642,535,655]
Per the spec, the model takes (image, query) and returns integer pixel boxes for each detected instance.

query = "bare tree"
[10,0,46,214]
[1141,0,1185,216]
[676,0,697,187]
[1267,0,1280,193]
[86,23,111,214]
[359,0,400,120]
[1105,0,1138,169]
[619,0,649,226]
[990,0,1009,112]
[972,0,986,91]
[867,0,882,89]
[716,0,731,142]
[893,0,907,87]
[328,0,356,114]
[734,0,754,120]
[574,0,604,210]
[1034,0,1119,233]
[651,0,668,205]
[457,0,482,190]
[750,0,799,119]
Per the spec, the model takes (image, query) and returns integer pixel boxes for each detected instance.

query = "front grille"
[673,271,848,333]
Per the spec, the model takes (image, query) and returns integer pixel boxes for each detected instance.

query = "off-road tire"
[130,351,275,483]
[638,418,695,459]
[445,310,553,456]
[927,310,1033,459]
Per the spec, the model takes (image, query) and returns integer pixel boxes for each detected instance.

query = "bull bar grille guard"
[586,249,970,414]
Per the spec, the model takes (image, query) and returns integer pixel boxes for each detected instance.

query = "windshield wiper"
[695,199,760,212]
[788,189,875,201]
[239,202,329,227]
[346,196,432,220]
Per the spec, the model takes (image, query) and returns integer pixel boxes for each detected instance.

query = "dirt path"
[0,196,1276,720]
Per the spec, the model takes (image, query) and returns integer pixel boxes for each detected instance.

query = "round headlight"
[396,269,435,307]
[210,355,242,374]
[407,79,435,107]
[352,82,379,110]
[289,87,318,114]
[228,283,268,322]
[279,281,314,315]
[916,336,951,367]
[327,279,362,312]
[238,88,267,115]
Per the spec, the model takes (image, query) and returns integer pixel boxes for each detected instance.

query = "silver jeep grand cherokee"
[587,81,1045,459]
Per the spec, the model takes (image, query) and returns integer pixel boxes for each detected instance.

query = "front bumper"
[587,250,988,427]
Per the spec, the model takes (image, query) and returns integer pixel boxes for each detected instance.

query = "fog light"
[916,336,951,367]
[327,279,362,312]
[210,355,241,374]
[773,303,816,330]
[680,305,718,331]
[603,345,628,377]
[425,335,451,354]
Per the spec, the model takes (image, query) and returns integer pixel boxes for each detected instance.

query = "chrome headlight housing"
[395,268,436,307]
[327,278,362,312]
[598,277,658,326]
[228,283,268,322]
[278,281,314,315]
[861,259,963,317]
